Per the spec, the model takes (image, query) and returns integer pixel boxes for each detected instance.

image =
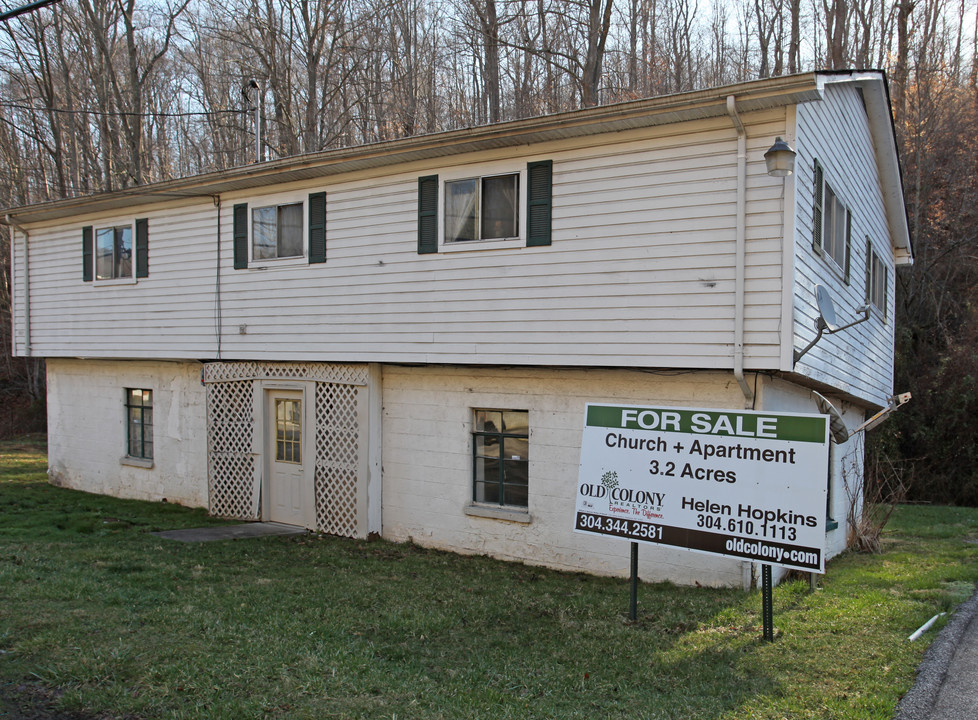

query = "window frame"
[90,222,137,285]
[125,388,153,462]
[813,162,852,281]
[866,239,888,320]
[250,200,306,262]
[439,165,527,252]
[471,408,529,509]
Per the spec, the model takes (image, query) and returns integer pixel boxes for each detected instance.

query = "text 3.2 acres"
[649,459,736,483]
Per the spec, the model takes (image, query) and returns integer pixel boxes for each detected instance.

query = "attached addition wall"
[791,80,898,407]
[46,358,208,507]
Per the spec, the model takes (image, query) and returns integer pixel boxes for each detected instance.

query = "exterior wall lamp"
[764,137,796,176]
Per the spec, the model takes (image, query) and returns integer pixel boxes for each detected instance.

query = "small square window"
[253,203,303,259]
[866,241,888,317]
[96,226,133,280]
[126,389,153,460]
[472,409,528,508]
[445,174,519,243]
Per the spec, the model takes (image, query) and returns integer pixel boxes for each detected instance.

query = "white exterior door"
[266,389,309,527]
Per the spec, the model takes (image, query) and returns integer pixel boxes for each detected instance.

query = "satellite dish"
[813,391,850,444]
[794,284,872,364]
[815,285,838,332]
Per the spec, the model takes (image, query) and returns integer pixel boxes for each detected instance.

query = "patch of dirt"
[0,683,104,720]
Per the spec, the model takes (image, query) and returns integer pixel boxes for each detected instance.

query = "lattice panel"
[204,361,368,386]
[315,382,361,537]
[207,379,259,519]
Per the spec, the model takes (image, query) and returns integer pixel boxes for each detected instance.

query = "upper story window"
[418,160,552,254]
[253,203,303,259]
[96,226,132,279]
[813,161,851,280]
[445,174,519,243]
[82,219,148,283]
[233,192,326,269]
[866,240,888,318]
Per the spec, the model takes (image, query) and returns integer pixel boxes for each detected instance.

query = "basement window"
[125,389,153,461]
[472,409,529,508]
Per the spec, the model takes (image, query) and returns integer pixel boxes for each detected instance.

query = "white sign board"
[574,404,830,573]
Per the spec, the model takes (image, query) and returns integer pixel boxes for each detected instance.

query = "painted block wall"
[46,358,208,507]
[381,364,771,588]
[756,375,864,559]
[381,365,858,586]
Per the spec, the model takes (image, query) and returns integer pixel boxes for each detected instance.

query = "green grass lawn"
[1,435,976,719]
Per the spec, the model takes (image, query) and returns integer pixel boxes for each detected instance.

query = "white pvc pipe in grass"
[909,613,946,641]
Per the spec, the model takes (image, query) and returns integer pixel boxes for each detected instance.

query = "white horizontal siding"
[17,109,790,371]
[793,83,897,407]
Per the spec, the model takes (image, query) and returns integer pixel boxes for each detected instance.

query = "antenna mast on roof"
[242,80,263,163]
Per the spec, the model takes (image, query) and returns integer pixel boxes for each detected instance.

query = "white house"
[5,71,911,588]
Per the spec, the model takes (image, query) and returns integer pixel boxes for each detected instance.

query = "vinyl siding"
[793,83,897,407]
[18,109,790,371]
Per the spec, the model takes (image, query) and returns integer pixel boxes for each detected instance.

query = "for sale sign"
[574,404,831,573]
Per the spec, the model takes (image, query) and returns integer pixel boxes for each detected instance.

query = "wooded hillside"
[1,0,974,503]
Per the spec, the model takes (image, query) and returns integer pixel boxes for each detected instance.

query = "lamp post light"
[764,136,796,177]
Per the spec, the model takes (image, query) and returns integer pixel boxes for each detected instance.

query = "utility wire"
[0,0,62,23]
[0,101,248,119]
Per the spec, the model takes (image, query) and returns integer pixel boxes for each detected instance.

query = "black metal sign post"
[762,564,774,641]
[629,542,639,621]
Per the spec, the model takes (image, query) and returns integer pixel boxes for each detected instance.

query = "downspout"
[726,96,754,408]
[213,195,222,359]
[6,215,30,357]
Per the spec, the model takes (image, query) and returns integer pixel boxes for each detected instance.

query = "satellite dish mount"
[793,284,871,365]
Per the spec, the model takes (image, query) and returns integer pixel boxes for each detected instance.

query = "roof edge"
[3,73,822,225]
[817,70,913,263]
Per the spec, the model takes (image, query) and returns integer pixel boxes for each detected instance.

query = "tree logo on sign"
[600,470,619,490]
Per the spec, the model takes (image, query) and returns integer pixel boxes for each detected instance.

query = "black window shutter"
[812,162,824,253]
[418,175,438,254]
[843,208,852,284]
[308,192,327,264]
[864,238,872,304]
[135,218,149,278]
[82,226,93,281]
[233,203,248,269]
[526,160,553,247]
[882,263,888,320]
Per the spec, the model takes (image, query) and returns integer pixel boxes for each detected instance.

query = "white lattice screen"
[203,361,368,386]
[207,379,259,519]
[205,362,367,537]
[315,383,361,537]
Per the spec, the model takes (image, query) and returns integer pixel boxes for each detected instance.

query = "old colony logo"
[579,470,665,520]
